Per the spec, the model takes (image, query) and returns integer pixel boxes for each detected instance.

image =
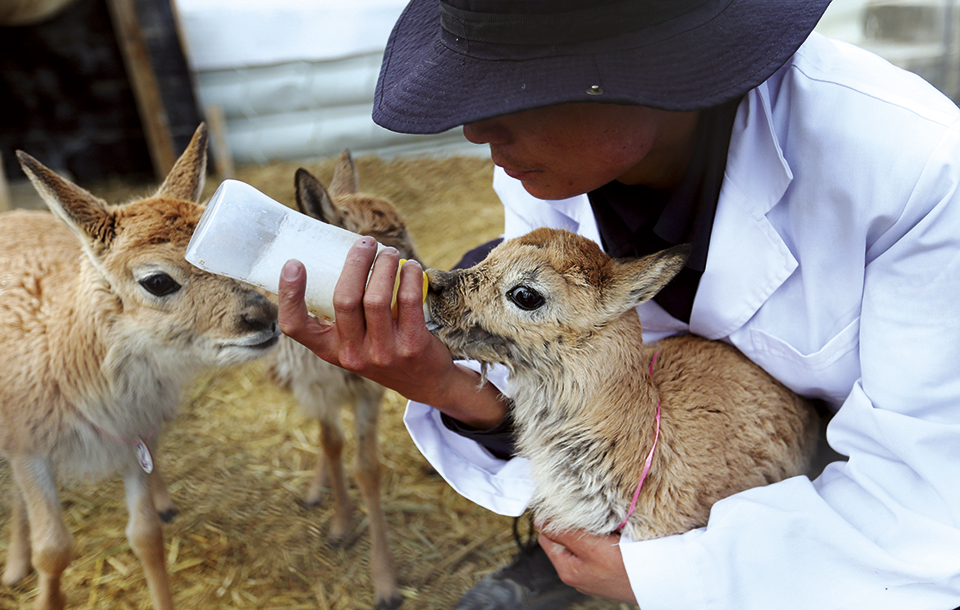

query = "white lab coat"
[405,32,960,609]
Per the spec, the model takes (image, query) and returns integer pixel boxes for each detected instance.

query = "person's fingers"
[536,524,633,603]
[333,238,379,364]
[537,529,585,592]
[278,259,310,337]
[277,259,337,357]
[540,525,620,558]
[396,259,428,347]
[364,246,402,348]
[537,530,570,558]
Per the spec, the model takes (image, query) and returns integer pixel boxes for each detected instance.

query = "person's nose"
[463,118,509,145]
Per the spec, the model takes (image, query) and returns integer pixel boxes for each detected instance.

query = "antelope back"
[425,228,689,367]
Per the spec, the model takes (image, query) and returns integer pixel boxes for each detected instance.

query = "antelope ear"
[294,167,340,225]
[328,149,359,198]
[156,123,208,203]
[605,244,691,315]
[16,151,116,257]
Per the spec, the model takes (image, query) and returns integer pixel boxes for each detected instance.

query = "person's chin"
[519,180,581,202]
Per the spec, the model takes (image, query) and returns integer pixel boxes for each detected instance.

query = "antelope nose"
[241,292,279,333]
[426,268,455,295]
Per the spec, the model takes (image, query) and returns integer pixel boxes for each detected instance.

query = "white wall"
[176,0,406,69]
[174,0,481,163]
[173,0,958,165]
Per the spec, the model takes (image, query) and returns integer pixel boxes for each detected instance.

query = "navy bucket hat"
[373,0,832,134]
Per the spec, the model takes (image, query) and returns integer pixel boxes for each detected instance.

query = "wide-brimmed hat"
[373,0,832,134]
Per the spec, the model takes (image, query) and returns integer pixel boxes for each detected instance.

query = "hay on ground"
[0,154,629,609]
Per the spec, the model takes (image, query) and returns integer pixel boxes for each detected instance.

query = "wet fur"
[426,228,818,540]
[266,151,412,610]
[0,124,280,610]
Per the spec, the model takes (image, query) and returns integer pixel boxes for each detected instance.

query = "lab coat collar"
[537,81,797,341]
[689,82,798,340]
[547,194,604,245]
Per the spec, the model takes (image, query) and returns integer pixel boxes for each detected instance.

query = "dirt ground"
[0,153,633,610]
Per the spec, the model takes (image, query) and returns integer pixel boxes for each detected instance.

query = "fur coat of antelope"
[0,124,280,610]
[266,151,411,610]
[425,228,819,540]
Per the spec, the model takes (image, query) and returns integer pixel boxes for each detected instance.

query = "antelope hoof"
[303,495,324,509]
[158,507,179,523]
[326,531,349,549]
[376,593,404,610]
[295,497,324,511]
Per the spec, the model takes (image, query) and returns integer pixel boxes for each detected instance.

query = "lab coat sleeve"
[404,361,534,517]
[624,122,960,610]
[402,168,552,517]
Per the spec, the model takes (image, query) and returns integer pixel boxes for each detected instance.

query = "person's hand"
[277,237,441,401]
[277,237,508,428]
[537,523,637,604]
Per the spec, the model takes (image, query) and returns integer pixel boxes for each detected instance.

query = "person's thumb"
[278,259,311,338]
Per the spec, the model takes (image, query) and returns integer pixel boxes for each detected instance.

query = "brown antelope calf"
[0,124,280,610]
[425,228,818,540]
[267,151,409,610]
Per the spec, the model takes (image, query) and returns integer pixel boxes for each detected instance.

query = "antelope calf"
[267,151,409,610]
[0,124,280,610]
[425,228,818,540]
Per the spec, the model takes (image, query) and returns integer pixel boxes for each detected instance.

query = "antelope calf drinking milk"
[0,124,280,610]
[267,151,412,610]
[425,227,819,540]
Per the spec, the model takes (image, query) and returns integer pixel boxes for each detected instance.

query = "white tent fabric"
[175,0,407,70]
[174,0,480,163]
[172,0,958,164]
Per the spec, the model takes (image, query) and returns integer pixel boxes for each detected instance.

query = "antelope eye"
[507,285,545,311]
[139,273,181,297]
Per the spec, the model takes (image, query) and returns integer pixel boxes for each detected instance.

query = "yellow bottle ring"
[391,259,428,318]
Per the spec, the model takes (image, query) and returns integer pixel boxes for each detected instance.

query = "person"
[276,0,960,608]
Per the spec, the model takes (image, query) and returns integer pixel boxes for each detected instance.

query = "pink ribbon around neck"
[84,417,158,474]
[615,350,661,533]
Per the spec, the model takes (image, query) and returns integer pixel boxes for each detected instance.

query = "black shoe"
[453,517,588,610]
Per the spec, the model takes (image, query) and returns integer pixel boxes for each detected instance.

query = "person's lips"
[491,151,540,181]
[502,166,535,180]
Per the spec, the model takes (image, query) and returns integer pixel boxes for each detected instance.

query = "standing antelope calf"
[425,228,819,540]
[0,124,280,610]
[267,151,409,610]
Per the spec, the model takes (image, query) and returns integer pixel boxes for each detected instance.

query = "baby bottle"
[185,179,429,322]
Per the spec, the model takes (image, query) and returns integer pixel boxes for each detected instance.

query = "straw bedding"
[0,154,630,610]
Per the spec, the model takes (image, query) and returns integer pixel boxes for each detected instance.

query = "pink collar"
[80,414,158,474]
[615,350,662,533]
